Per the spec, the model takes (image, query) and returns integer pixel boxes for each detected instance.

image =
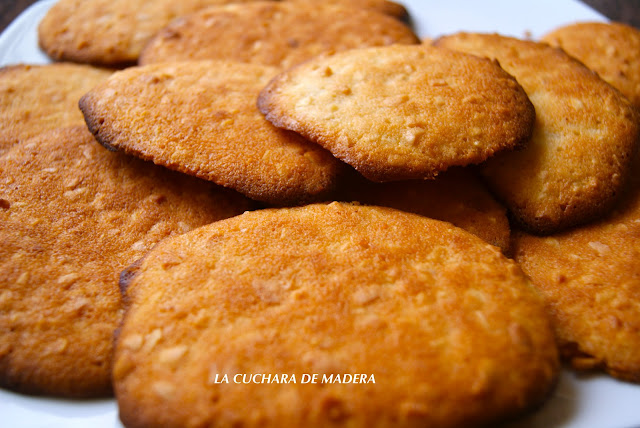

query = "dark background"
[0,0,639,34]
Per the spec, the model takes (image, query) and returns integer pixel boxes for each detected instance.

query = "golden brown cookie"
[139,2,419,69]
[258,44,535,182]
[513,162,640,383]
[80,60,344,205]
[0,126,251,398]
[435,32,639,234]
[337,167,511,253]
[114,202,559,428]
[285,0,409,20]
[542,21,640,109]
[38,0,263,67]
[0,63,110,156]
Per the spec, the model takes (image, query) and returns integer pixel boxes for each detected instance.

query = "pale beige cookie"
[0,63,110,156]
[513,159,640,383]
[38,0,263,67]
[285,0,409,20]
[542,21,640,109]
[139,2,419,69]
[337,167,511,253]
[0,126,250,397]
[258,44,535,182]
[435,32,639,234]
[114,202,558,428]
[80,60,344,205]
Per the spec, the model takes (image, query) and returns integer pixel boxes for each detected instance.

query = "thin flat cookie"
[38,0,264,67]
[0,63,110,156]
[337,167,511,253]
[139,2,419,69]
[0,126,251,397]
[80,60,344,205]
[258,44,535,182]
[542,21,640,110]
[435,33,639,234]
[513,162,640,383]
[114,202,559,428]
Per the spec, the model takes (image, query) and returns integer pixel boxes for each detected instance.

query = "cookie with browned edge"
[38,0,264,67]
[80,60,344,205]
[513,155,640,383]
[542,21,640,109]
[0,63,110,156]
[0,126,250,397]
[139,2,419,69]
[258,44,535,182]
[114,202,559,428]
[435,32,639,234]
[285,0,408,20]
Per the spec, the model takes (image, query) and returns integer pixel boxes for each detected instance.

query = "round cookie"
[0,126,251,398]
[435,32,639,235]
[337,167,511,253]
[114,202,559,428]
[80,60,344,205]
[513,162,640,383]
[0,63,111,156]
[258,44,535,182]
[542,21,640,110]
[139,2,419,69]
[284,0,409,20]
[38,0,263,67]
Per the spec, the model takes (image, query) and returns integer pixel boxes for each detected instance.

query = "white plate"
[1,1,640,427]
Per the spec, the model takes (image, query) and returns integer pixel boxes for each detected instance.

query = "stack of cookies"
[1,0,639,427]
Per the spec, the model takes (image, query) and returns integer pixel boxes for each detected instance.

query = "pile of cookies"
[1,0,639,427]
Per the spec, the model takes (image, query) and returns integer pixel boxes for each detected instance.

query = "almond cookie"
[258,44,535,182]
[114,202,559,428]
[0,63,110,156]
[38,0,263,67]
[542,21,640,109]
[284,0,409,20]
[338,167,511,253]
[513,160,640,383]
[80,60,344,205]
[435,33,639,235]
[139,2,419,69]
[0,126,250,397]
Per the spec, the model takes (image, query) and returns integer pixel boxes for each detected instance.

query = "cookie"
[139,2,419,69]
[338,167,511,253]
[114,202,559,428]
[285,0,409,20]
[38,0,262,67]
[80,60,344,205]
[542,21,640,109]
[513,160,640,382]
[435,32,639,234]
[258,44,535,182]
[0,63,110,156]
[0,126,251,397]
